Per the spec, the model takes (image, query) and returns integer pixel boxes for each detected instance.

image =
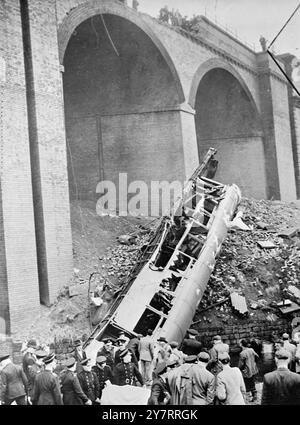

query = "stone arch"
[188,58,260,122]
[190,58,267,199]
[58,0,185,103]
[58,0,190,212]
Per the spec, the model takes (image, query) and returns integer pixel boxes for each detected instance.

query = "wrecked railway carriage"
[84,149,241,361]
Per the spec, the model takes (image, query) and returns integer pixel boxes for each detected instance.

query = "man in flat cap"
[207,335,229,376]
[167,352,214,405]
[97,338,115,371]
[32,353,62,405]
[0,352,28,405]
[147,362,171,405]
[92,356,114,401]
[169,341,185,366]
[77,358,100,405]
[114,349,144,387]
[216,352,246,405]
[60,357,92,405]
[181,329,202,356]
[261,349,300,405]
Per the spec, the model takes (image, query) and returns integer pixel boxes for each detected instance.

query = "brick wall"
[195,67,266,199]
[294,102,300,196]
[22,0,73,305]
[0,0,40,334]
[196,319,291,348]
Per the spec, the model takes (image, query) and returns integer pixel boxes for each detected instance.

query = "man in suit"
[0,352,28,405]
[181,329,202,356]
[216,352,246,405]
[26,349,47,404]
[114,349,144,387]
[238,339,259,402]
[92,356,114,400]
[22,339,37,380]
[147,361,171,405]
[261,349,300,405]
[74,339,87,375]
[139,329,155,386]
[207,335,229,376]
[167,354,214,405]
[127,334,142,362]
[32,353,62,405]
[60,357,92,405]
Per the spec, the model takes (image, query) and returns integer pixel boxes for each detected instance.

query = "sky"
[137,0,300,56]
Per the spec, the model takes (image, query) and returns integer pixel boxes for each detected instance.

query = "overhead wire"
[268,3,300,49]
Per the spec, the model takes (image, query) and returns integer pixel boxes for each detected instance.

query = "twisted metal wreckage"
[84,148,242,362]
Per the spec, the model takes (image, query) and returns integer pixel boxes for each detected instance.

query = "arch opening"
[194,68,266,199]
[62,13,184,208]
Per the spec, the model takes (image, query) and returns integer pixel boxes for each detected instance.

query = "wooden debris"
[277,301,300,315]
[257,240,276,249]
[256,221,268,230]
[278,227,299,238]
[68,286,80,297]
[230,292,248,316]
[287,285,300,301]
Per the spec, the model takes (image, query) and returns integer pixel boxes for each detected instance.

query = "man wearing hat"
[60,357,92,405]
[31,353,62,405]
[77,358,100,405]
[114,336,139,369]
[167,353,214,405]
[261,349,300,405]
[154,336,172,368]
[73,339,87,375]
[128,334,143,362]
[181,329,202,356]
[114,349,144,387]
[97,338,115,371]
[216,352,246,405]
[26,350,47,404]
[0,352,28,405]
[282,332,296,372]
[169,341,185,366]
[207,335,229,376]
[147,362,171,405]
[238,339,258,402]
[139,329,155,386]
[22,339,37,381]
[92,356,114,400]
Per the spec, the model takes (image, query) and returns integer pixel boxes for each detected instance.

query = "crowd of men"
[1,328,300,405]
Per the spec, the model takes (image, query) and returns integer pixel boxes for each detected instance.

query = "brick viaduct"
[0,0,299,334]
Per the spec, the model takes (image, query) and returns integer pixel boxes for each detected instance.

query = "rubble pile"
[195,198,300,327]
[13,198,300,342]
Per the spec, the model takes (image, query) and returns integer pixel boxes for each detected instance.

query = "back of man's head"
[275,349,290,367]
[219,352,230,365]
[240,339,249,348]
